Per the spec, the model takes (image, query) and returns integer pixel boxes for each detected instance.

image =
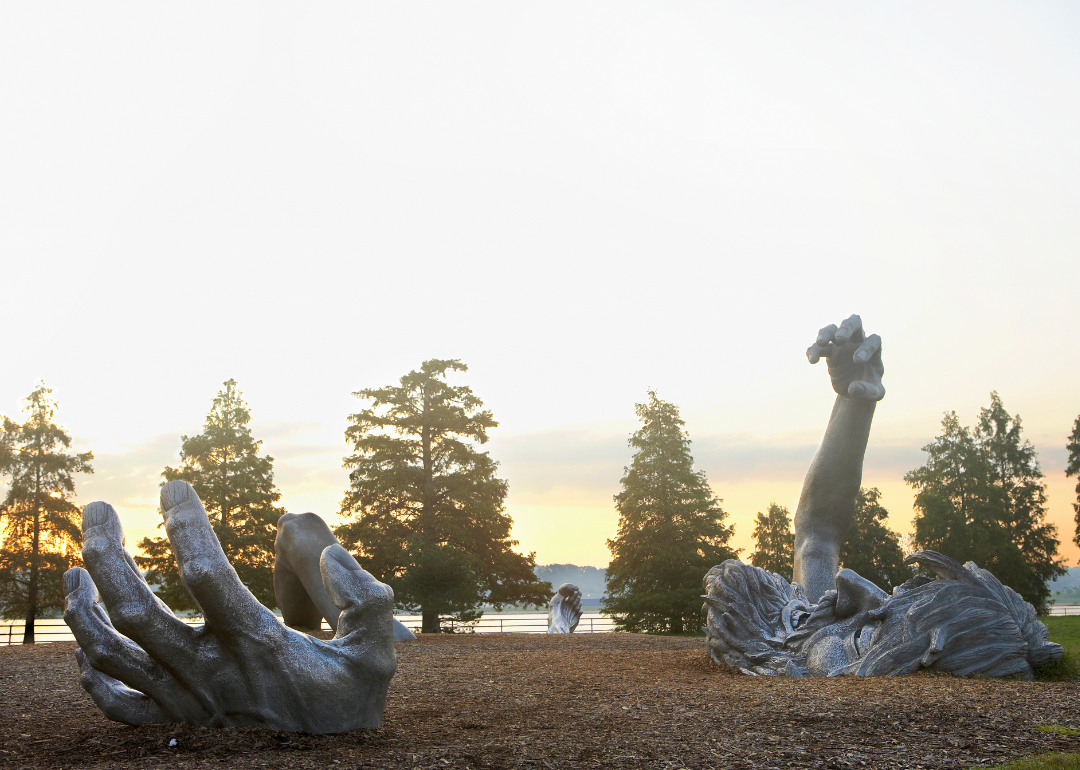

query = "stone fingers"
[834,314,863,345]
[63,568,210,723]
[160,480,276,632]
[275,512,342,631]
[80,501,200,666]
[76,649,172,726]
[853,333,881,363]
[848,378,885,401]
[848,334,886,401]
[319,545,396,646]
[807,324,838,364]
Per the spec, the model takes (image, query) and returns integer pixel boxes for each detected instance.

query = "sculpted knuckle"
[180,558,218,589]
[110,600,147,628]
[86,642,110,667]
[81,538,110,563]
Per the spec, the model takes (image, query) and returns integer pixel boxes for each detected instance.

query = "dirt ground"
[1,634,1078,770]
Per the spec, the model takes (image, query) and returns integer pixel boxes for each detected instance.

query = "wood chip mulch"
[1,635,1078,769]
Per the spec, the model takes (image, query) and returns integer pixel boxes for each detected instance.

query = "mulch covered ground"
[1,634,1078,769]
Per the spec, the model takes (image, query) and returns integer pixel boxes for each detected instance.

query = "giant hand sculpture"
[547,583,583,634]
[794,314,884,603]
[274,512,416,641]
[63,481,397,732]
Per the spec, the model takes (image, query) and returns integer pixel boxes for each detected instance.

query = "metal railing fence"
[1047,604,1080,616]
[3,607,1074,646]
[0,612,617,645]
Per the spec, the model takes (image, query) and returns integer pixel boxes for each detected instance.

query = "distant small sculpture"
[703,551,1062,678]
[64,481,397,732]
[702,315,1062,678]
[547,583,583,634]
[275,512,417,641]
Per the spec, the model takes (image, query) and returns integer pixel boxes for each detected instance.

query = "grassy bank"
[1037,616,1080,681]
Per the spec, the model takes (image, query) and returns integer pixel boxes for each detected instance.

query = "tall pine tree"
[838,487,911,592]
[604,390,737,634]
[750,503,794,581]
[334,359,550,633]
[0,383,93,642]
[135,380,284,610]
[905,393,1065,613]
[1066,415,1080,556]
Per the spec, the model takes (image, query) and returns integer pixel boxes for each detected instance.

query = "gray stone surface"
[702,550,1063,678]
[547,583,582,634]
[275,512,417,641]
[701,315,1063,678]
[63,481,397,732]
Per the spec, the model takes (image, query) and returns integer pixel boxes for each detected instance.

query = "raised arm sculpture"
[63,481,397,731]
[275,512,416,641]
[795,314,884,604]
[702,315,1063,678]
[547,583,583,634]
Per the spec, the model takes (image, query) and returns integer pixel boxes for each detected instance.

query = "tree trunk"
[421,608,440,634]
[670,616,683,635]
[418,382,438,636]
[23,503,40,645]
[421,381,433,534]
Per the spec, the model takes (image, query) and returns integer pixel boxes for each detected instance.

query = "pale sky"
[2,2,1078,568]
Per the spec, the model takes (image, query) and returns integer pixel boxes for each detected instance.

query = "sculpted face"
[703,551,1062,679]
[795,570,888,676]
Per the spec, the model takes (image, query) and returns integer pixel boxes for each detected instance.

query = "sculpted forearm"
[793,396,875,601]
[792,315,884,603]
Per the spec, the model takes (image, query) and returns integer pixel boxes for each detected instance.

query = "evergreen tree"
[838,487,911,592]
[905,393,1065,613]
[750,503,794,581]
[334,359,550,633]
[1066,415,1080,556]
[135,380,283,610]
[0,383,93,642]
[604,390,737,634]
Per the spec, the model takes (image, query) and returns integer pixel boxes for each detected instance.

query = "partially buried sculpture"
[274,512,417,641]
[63,481,397,731]
[702,315,1062,678]
[547,583,583,634]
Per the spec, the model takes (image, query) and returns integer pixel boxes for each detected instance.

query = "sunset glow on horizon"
[2,3,1079,572]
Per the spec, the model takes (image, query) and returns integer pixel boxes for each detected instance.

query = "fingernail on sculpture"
[275,512,417,641]
[547,583,583,634]
[702,315,1063,678]
[64,481,398,732]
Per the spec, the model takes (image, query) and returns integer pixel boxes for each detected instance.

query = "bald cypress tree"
[906,393,1065,613]
[136,380,284,610]
[0,383,93,642]
[335,359,550,633]
[604,390,737,634]
[750,503,795,581]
